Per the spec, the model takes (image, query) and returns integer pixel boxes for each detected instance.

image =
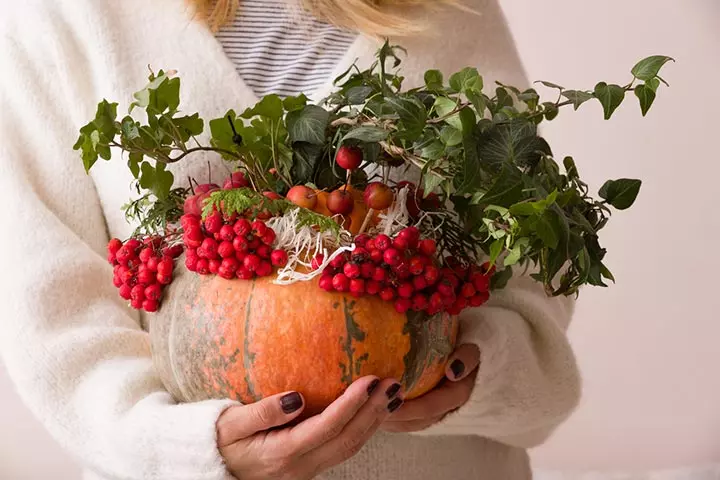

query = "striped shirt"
[215,0,357,98]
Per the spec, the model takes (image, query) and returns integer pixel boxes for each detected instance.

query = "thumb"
[217,391,305,446]
[446,344,480,382]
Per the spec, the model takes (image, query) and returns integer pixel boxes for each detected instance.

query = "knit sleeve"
[410,272,582,448]
[0,17,238,480]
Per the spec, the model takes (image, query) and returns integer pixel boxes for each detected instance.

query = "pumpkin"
[150,262,458,416]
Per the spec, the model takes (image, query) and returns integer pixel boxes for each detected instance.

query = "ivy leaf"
[433,97,462,130]
[282,94,308,112]
[645,77,661,92]
[466,90,487,117]
[345,86,374,105]
[517,89,539,110]
[421,173,444,195]
[477,119,552,170]
[599,178,642,210]
[242,94,283,120]
[291,143,323,185]
[342,126,388,143]
[420,140,445,160]
[385,96,427,141]
[128,152,143,179]
[209,110,242,157]
[449,67,483,93]
[471,162,523,206]
[121,116,140,140]
[535,211,559,249]
[563,156,579,179]
[455,107,481,194]
[495,87,514,108]
[509,202,536,216]
[440,125,462,146]
[489,238,504,265]
[562,90,595,110]
[491,266,513,290]
[535,80,564,90]
[631,55,675,81]
[594,82,626,120]
[286,105,329,145]
[634,84,656,116]
[171,114,204,141]
[543,102,559,120]
[139,161,174,200]
[424,69,443,90]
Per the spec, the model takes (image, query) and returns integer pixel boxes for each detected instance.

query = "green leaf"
[121,116,140,140]
[433,97,462,130]
[535,80,564,90]
[594,82,626,120]
[495,87,513,108]
[439,125,462,146]
[209,110,242,158]
[477,119,552,170]
[562,90,595,110]
[449,67,483,93]
[634,84,656,116]
[563,156,579,179]
[242,94,283,120]
[504,245,522,266]
[631,55,675,81]
[286,105,329,145]
[385,96,427,141]
[536,211,560,249]
[645,77,661,92]
[421,173,444,195]
[455,107,481,194]
[543,102,559,120]
[491,266,513,290]
[171,113,204,141]
[128,152,143,178]
[471,163,523,206]
[292,142,324,185]
[345,86,374,105]
[489,238,504,265]
[424,69,444,90]
[599,178,642,210]
[466,90,487,117]
[517,89,539,110]
[138,161,174,200]
[420,140,445,160]
[342,126,388,143]
[282,94,308,112]
[509,202,536,216]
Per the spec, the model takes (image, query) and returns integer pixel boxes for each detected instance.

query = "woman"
[0,0,581,479]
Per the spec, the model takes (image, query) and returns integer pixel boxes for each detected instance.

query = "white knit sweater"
[0,1,581,479]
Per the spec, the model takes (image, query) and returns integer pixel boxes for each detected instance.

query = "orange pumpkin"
[150,264,458,416]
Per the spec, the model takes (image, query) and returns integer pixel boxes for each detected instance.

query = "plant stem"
[427,102,470,124]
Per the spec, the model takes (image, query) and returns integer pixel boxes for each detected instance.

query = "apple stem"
[188,176,195,195]
[358,208,375,235]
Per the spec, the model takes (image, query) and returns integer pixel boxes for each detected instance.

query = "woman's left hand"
[380,344,481,433]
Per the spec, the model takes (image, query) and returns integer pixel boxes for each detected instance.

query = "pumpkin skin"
[150,262,458,416]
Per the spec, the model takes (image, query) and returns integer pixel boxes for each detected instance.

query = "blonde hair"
[189,0,454,36]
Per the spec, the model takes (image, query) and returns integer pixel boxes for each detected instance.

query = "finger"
[303,378,402,472]
[286,376,381,455]
[216,391,305,446]
[380,415,444,433]
[446,343,480,381]
[388,373,475,422]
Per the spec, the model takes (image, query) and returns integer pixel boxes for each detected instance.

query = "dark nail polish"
[385,383,401,398]
[450,359,465,379]
[280,392,303,414]
[367,379,380,395]
[388,398,403,413]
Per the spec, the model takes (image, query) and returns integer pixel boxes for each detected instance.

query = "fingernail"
[280,392,303,414]
[367,379,380,395]
[385,383,401,398]
[387,398,403,413]
[450,359,465,379]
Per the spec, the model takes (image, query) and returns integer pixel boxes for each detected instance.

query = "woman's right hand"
[217,376,403,480]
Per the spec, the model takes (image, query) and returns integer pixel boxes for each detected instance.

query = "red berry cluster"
[181,212,288,280]
[107,236,184,312]
[314,226,491,316]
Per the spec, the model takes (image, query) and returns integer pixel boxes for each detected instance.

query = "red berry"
[330,253,348,269]
[379,287,396,302]
[366,280,381,295]
[481,262,497,276]
[196,259,210,275]
[350,278,365,295]
[311,254,325,270]
[343,262,361,279]
[319,274,334,291]
[336,145,363,170]
[412,275,427,291]
[208,258,221,274]
[437,280,455,297]
[393,260,411,279]
[332,273,350,292]
[138,248,153,264]
[251,220,268,237]
[125,238,142,252]
[232,236,249,253]
[180,214,201,230]
[183,226,204,248]
[243,254,261,272]
[442,273,460,289]
[423,265,440,285]
[351,247,368,263]
[157,258,174,276]
[199,238,218,259]
[270,249,288,267]
[411,294,428,312]
[142,299,159,312]
[107,238,123,255]
[429,292,444,311]
[394,297,412,313]
[354,234,370,247]
[130,284,145,301]
[144,284,162,301]
[112,275,123,288]
[163,244,184,259]
[469,291,489,307]
[447,296,469,315]
[157,273,173,285]
[418,239,436,256]
[255,261,273,277]
[460,282,476,298]
[218,267,234,280]
[261,229,276,246]
[235,250,247,262]
[372,267,387,283]
[233,219,252,237]
[107,251,118,265]
[374,234,391,251]
[442,292,457,307]
[256,244,271,259]
[399,226,420,244]
[218,225,235,242]
[397,282,414,298]
[248,237,261,250]
[370,249,384,264]
[137,269,154,286]
[130,297,144,310]
[236,266,254,280]
[115,245,134,265]
[121,270,136,287]
[366,239,376,251]
[185,255,198,272]
[383,248,401,266]
[360,263,375,279]
[204,211,223,234]
[118,283,132,300]
[409,256,425,275]
[392,236,409,251]
[218,241,235,259]
[471,273,490,292]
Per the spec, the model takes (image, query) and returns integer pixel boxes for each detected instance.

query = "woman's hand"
[380,344,480,433]
[217,376,403,480]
